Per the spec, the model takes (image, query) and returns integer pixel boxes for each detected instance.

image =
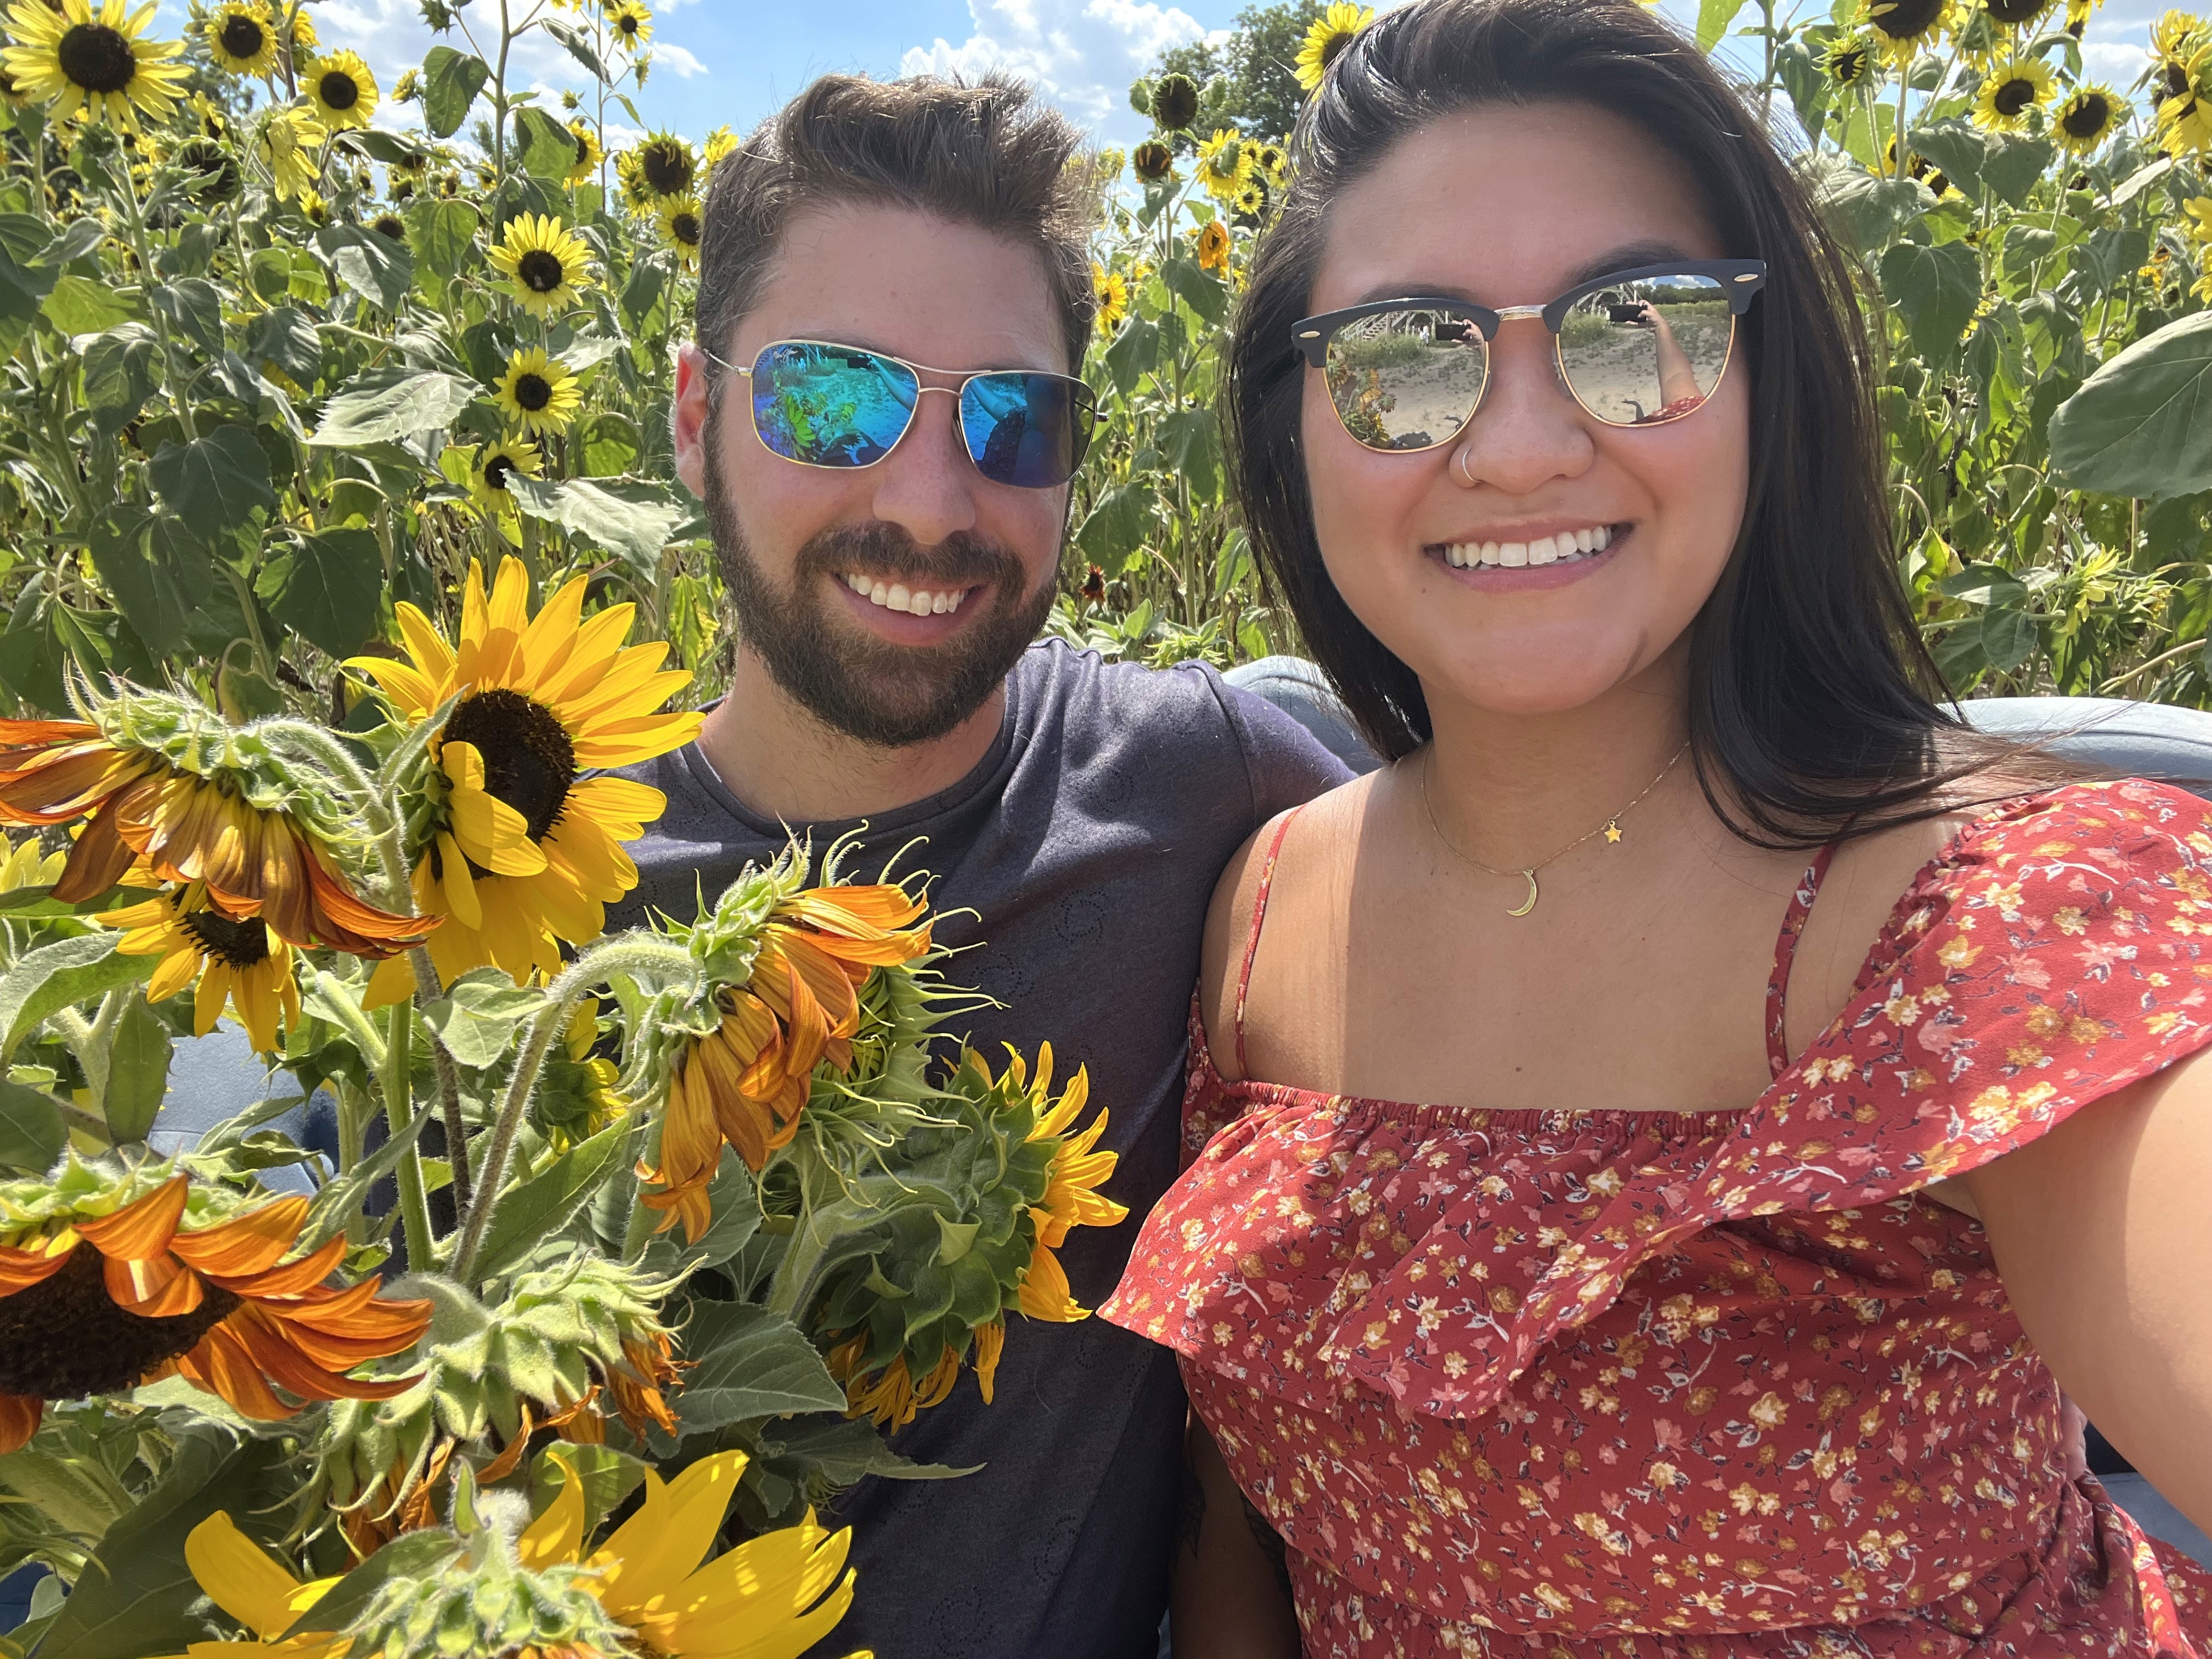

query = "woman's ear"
[672,341,711,499]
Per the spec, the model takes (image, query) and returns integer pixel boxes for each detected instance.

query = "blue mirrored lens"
[751,343,918,467]
[960,373,1094,488]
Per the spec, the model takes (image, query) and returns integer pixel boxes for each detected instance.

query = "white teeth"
[1528,535,1558,566]
[1576,528,1595,554]
[1437,526,1617,572]
[845,573,870,595]
[845,574,969,615]
[1499,541,1527,567]
[1479,541,1499,565]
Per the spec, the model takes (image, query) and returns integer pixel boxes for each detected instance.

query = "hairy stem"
[411,945,473,1219]
[381,1001,438,1273]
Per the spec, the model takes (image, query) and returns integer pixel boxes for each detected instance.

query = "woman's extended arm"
[1171,1417,1302,1658]
[1965,1047,2212,1530]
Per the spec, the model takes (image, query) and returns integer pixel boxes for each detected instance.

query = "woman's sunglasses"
[705,340,1101,489]
[1291,259,1767,451]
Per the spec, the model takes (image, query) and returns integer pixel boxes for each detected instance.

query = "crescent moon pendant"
[1506,869,1538,918]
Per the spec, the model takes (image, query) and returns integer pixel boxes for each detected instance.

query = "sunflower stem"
[410,945,474,1220]
[381,1000,439,1274]
[450,936,696,1286]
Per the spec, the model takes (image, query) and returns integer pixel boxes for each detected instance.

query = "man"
[613,71,1350,1658]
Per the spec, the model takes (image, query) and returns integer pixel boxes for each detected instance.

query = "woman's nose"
[1452,321,1595,495]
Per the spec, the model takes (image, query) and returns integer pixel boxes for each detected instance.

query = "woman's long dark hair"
[1231,0,2032,847]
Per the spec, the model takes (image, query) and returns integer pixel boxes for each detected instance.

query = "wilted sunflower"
[836,1338,962,1430]
[1193,217,1232,276]
[346,558,702,998]
[493,344,583,438]
[565,117,604,184]
[1149,68,1199,130]
[488,212,594,317]
[1193,127,1253,200]
[370,210,405,240]
[0,1164,431,1452]
[303,47,375,128]
[606,0,652,52]
[1130,138,1175,182]
[1295,2,1373,91]
[251,104,326,201]
[619,128,696,205]
[205,0,276,75]
[468,436,541,514]
[2052,81,2126,149]
[1973,55,2053,129]
[1009,1043,1126,1321]
[1093,263,1130,335]
[1,0,190,132]
[1862,0,1959,64]
[103,884,301,1053]
[657,193,702,269]
[1825,32,1876,85]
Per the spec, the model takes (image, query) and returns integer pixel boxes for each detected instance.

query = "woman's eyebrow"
[1342,241,1699,308]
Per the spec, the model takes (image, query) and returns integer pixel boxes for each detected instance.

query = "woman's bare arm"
[1171,1417,1302,1658]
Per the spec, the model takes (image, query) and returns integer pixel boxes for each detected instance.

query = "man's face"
[673,204,1073,748]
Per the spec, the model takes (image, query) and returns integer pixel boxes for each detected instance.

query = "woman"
[1098,2,2212,1655]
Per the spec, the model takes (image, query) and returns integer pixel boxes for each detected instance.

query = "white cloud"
[655,41,708,77]
[2078,40,2153,84]
[900,0,1212,141]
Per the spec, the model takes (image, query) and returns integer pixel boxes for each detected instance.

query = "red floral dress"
[1102,779,2212,1658]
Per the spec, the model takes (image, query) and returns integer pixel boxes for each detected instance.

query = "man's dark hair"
[695,72,1101,375]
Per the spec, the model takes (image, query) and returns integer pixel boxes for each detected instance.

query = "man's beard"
[702,415,1061,749]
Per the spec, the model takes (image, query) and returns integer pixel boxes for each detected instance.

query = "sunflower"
[302,47,375,129]
[532,997,632,1154]
[1193,127,1253,200]
[837,1339,961,1430]
[2052,81,2126,150]
[2062,0,2095,31]
[102,885,300,1053]
[1979,0,2052,22]
[493,344,583,438]
[702,122,736,166]
[1825,31,1877,85]
[0,716,432,957]
[619,129,695,206]
[1862,0,1958,64]
[566,117,604,184]
[468,436,541,514]
[1130,138,1175,183]
[251,104,326,201]
[296,185,327,225]
[1233,178,1266,218]
[1973,55,2053,129]
[346,558,702,998]
[281,2,317,55]
[1093,263,1129,335]
[1253,139,1288,187]
[2157,43,2212,156]
[390,63,417,103]
[0,1164,431,1453]
[605,0,652,53]
[1193,217,1232,276]
[656,192,702,269]
[369,211,405,241]
[0,0,190,132]
[1012,1044,1125,1322]
[204,0,276,75]
[487,212,594,317]
[1294,2,1374,92]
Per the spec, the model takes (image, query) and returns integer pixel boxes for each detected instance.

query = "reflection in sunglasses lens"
[751,343,921,467]
[1556,274,1733,426]
[1323,309,1488,452]
[961,373,1095,488]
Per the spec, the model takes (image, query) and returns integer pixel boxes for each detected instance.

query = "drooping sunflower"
[656,193,702,269]
[2051,81,2127,150]
[468,436,541,515]
[1193,217,1232,276]
[102,884,301,1054]
[1973,55,2054,129]
[369,210,405,241]
[1,0,190,132]
[1093,263,1130,335]
[618,128,695,206]
[1861,0,1959,64]
[1294,2,1374,92]
[605,0,652,53]
[1193,127,1253,200]
[204,0,277,75]
[390,63,417,102]
[281,2,317,56]
[0,713,432,958]
[302,47,375,129]
[2062,0,2095,31]
[345,558,702,998]
[493,344,583,438]
[1149,69,1199,130]
[565,117,604,184]
[532,997,631,1154]
[487,212,594,317]
[1012,1044,1126,1322]
[1130,138,1175,183]
[0,1164,431,1453]
[836,1337,962,1430]
[251,104,326,201]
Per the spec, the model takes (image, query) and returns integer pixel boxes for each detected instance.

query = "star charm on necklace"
[1603,822,1624,844]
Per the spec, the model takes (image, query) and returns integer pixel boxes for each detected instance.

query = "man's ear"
[672,341,710,499]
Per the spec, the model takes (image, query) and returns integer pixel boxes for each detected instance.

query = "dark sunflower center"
[58,22,138,93]
[182,908,272,969]
[1871,0,1945,38]
[2166,63,2191,98]
[617,12,640,33]
[443,688,575,843]
[1985,0,2044,20]
[571,128,592,163]
[0,1244,242,1398]
[1319,28,1355,70]
[1994,76,2036,114]
[641,144,692,195]
[374,213,406,239]
[517,247,567,292]
[319,69,360,110]
[219,13,266,56]
[2062,92,2109,134]
[670,212,699,244]
[484,452,516,490]
[514,371,552,411]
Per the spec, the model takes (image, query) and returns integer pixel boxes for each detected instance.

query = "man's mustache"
[793,524,1026,593]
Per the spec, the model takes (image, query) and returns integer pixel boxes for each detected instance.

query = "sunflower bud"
[1132,139,1175,182]
[1128,75,1155,116]
[1152,71,1199,131]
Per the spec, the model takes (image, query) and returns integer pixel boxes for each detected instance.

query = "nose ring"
[1453,445,1477,487]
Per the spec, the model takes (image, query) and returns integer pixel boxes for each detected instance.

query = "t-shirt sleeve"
[1206,673,1357,826]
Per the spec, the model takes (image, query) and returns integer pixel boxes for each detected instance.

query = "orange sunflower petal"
[76,1175,189,1260]
[168,1197,312,1278]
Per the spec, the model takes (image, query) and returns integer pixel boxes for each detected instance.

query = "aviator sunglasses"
[704,340,1101,489]
[1292,259,1768,451]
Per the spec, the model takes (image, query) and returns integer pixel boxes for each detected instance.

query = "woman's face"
[1301,102,1752,717]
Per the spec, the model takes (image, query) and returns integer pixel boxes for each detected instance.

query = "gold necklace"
[1419,742,1690,918]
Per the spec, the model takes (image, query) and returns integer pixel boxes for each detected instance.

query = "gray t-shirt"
[612,639,1349,1658]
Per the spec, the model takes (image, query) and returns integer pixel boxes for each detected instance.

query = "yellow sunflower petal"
[434,830,482,929]
[589,1449,751,1620]
[517,1452,589,1567]
[182,1513,309,1641]
[443,742,548,877]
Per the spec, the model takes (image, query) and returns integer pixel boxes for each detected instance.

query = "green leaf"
[640,1149,762,1276]
[543,18,609,82]
[1161,255,1228,326]
[526,1445,644,1545]
[0,934,153,1062]
[422,971,546,1069]
[1982,604,2038,672]
[1904,119,1988,201]
[470,1118,634,1285]
[308,369,473,445]
[2048,311,2212,499]
[246,246,294,302]
[1878,239,1980,366]
[275,1530,464,1639]
[80,321,161,431]
[410,199,479,283]
[256,527,385,658]
[43,273,132,334]
[1696,0,1749,50]
[1155,408,1222,505]
[1978,134,2054,208]
[149,278,224,358]
[0,227,64,357]
[1809,160,1930,256]
[667,1301,846,1440]
[1938,563,2028,608]
[0,1079,65,1172]
[422,46,490,139]
[245,304,322,387]
[300,1100,434,1250]
[578,411,640,476]
[149,426,276,543]
[91,510,211,658]
[102,994,171,1144]
[514,107,578,182]
[318,222,414,313]
[1076,478,1155,565]
[504,475,684,578]
[1102,316,1158,399]
[619,259,668,335]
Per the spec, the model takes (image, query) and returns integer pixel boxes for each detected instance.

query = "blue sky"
[157,0,2174,153]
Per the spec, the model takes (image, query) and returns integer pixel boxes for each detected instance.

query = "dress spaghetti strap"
[1766,843,1838,1079]
[1232,806,1307,1080]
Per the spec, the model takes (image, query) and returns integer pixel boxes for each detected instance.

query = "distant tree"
[1150,0,1328,142]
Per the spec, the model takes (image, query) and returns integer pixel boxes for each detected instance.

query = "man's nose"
[1454,321,1596,495]
[870,387,981,548]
